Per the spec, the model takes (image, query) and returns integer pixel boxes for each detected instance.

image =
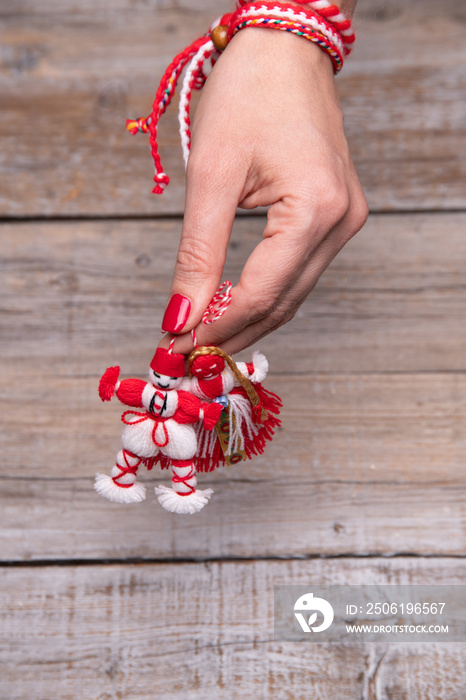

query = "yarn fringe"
[194,384,282,472]
[140,385,281,474]
[94,473,146,503]
[154,485,214,514]
[98,366,120,402]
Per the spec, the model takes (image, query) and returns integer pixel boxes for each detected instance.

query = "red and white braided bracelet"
[227,2,344,74]
[126,0,355,195]
[236,0,355,54]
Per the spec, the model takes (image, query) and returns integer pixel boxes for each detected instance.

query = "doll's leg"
[94,448,147,504]
[154,423,213,514]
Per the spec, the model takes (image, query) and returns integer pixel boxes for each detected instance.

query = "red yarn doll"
[182,347,282,471]
[95,347,221,514]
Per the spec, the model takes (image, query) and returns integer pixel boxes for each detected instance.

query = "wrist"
[230,23,335,79]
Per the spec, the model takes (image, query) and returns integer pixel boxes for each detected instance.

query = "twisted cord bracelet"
[126,1,354,195]
[235,0,355,53]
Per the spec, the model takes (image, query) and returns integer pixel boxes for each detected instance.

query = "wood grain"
[1,0,465,216]
[3,372,466,485]
[1,476,465,561]
[2,213,466,376]
[1,213,465,560]
[2,2,465,696]
[0,558,465,700]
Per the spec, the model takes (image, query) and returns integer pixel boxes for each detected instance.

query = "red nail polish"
[161,294,191,333]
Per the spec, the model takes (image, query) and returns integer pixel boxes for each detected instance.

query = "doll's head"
[149,348,185,390]
[190,353,225,380]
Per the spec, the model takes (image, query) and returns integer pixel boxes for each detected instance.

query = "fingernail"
[161,294,191,333]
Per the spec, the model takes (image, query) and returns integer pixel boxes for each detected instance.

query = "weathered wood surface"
[2,213,466,376]
[1,212,465,561]
[1,0,465,216]
[3,372,466,484]
[1,558,465,700]
[2,1,465,698]
[1,477,465,561]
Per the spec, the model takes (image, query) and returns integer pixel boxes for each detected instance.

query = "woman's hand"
[160,26,368,355]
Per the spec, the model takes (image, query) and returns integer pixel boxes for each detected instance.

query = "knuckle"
[246,296,277,324]
[273,307,297,330]
[268,306,289,327]
[318,180,351,226]
[351,193,370,233]
[339,193,369,245]
[294,171,350,234]
[175,234,217,282]
[252,301,297,337]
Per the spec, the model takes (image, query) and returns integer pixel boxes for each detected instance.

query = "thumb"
[161,159,240,335]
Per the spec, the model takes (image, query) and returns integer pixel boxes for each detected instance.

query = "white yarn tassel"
[196,420,219,459]
[155,461,213,514]
[227,392,259,455]
[155,485,214,514]
[94,473,146,504]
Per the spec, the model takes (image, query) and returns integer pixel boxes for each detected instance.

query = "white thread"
[196,420,219,458]
[236,4,345,55]
[202,281,232,324]
[179,40,216,167]
[227,392,260,454]
[307,0,351,31]
[235,0,354,43]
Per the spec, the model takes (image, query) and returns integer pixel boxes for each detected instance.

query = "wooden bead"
[211,25,229,51]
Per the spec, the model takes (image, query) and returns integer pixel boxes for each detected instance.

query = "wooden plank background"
[1,0,465,216]
[1,0,465,697]
[1,559,466,700]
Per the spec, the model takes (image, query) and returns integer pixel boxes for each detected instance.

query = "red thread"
[127,3,351,196]
[171,461,196,495]
[235,0,355,51]
[121,410,169,447]
[152,420,169,447]
[121,410,149,425]
[227,5,344,74]
[148,36,211,193]
[112,449,141,488]
[202,280,232,324]
[190,281,232,348]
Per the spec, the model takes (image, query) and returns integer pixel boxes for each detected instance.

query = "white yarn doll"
[95,347,221,514]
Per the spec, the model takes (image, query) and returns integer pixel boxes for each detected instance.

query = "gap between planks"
[2,552,466,569]
[1,208,466,224]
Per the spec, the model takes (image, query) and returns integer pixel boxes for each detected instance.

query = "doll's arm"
[236,351,269,383]
[174,390,222,429]
[115,378,148,408]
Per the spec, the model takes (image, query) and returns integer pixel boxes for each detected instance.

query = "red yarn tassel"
[98,366,120,402]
